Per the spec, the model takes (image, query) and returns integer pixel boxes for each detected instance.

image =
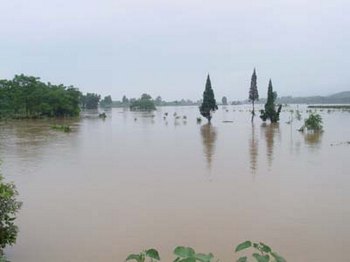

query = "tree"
[260,79,282,123]
[222,96,228,105]
[122,95,129,104]
[249,68,259,119]
[100,95,112,108]
[155,96,162,106]
[81,93,100,109]
[199,74,218,123]
[130,93,156,111]
[0,175,22,255]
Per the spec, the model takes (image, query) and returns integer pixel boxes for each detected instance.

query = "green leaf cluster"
[0,175,22,254]
[126,248,160,262]
[235,241,286,262]
[0,74,81,118]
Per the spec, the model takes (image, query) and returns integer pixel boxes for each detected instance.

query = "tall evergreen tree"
[249,68,259,119]
[200,74,218,123]
[260,79,282,123]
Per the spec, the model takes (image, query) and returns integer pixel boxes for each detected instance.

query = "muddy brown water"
[1,105,350,261]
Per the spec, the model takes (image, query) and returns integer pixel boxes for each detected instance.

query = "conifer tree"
[200,74,218,123]
[249,68,259,119]
[260,79,282,123]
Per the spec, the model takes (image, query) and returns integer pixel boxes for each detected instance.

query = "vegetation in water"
[0,74,81,118]
[51,124,72,133]
[126,242,285,262]
[248,68,259,119]
[222,96,228,105]
[199,74,218,123]
[260,80,282,123]
[99,95,113,108]
[235,241,286,262]
[130,94,156,111]
[80,93,101,110]
[0,175,22,256]
[304,113,323,131]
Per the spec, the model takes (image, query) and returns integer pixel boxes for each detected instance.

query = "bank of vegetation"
[0,75,81,119]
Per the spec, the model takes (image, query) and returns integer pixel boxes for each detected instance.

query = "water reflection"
[200,123,217,169]
[249,122,259,173]
[304,132,323,147]
[261,123,280,167]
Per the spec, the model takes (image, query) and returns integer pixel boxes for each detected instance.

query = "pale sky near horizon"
[0,0,349,101]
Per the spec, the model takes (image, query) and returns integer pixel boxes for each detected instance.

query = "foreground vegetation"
[0,174,22,260]
[126,242,286,262]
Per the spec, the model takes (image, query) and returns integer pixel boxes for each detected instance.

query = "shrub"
[0,175,22,254]
[304,113,323,131]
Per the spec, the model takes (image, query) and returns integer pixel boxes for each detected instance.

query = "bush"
[0,175,22,254]
[304,113,323,131]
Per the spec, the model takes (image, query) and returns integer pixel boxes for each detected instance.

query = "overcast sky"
[0,0,349,101]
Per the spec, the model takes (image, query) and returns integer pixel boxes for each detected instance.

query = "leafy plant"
[260,80,281,123]
[126,243,285,262]
[126,249,160,262]
[235,241,286,262]
[304,113,323,131]
[173,246,214,262]
[0,175,22,254]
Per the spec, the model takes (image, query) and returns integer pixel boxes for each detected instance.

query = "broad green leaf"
[174,246,195,257]
[252,253,270,262]
[259,243,272,253]
[179,258,196,262]
[270,252,286,262]
[126,254,142,262]
[173,258,181,262]
[235,241,252,252]
[237,257,248,262]
[146,249,160,260]
[194,253,214,262]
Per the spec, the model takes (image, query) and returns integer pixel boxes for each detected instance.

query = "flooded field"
[1,105,350,261]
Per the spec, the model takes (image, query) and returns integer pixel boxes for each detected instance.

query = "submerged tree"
[249,68,259,120]
[260,79,282,123]
[99,95,112,108]
[222,96,228,105]
[199,74,218,123]
[130,93,156,111]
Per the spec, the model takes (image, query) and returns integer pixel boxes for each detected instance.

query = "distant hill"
[257,91,350,104]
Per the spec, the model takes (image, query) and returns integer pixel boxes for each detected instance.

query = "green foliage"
[126,243,285,262]
[130,94,156,111]
[235,241,286,262]
[126,249,160,262]
[199,74,218,123]
[100,95,113,108]
[51,124,71,133]
[81,93,101,109]
[249,69,259,115]
[173,246,214,262]
[0,175,22,254]
[260,80,282,123]
[0,74,81,118]
[304,113,323,131]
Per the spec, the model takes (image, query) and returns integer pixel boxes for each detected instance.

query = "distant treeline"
[0,75,81,118]
[248,91,350,105]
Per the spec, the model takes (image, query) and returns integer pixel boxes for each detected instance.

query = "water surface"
[1,105,350,261]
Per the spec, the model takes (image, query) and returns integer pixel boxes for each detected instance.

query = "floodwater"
[1,105,350,261]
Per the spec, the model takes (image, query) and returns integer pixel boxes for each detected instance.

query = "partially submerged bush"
[304,113,323,131]
[235,241,286,262]
[51,124,71,133]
